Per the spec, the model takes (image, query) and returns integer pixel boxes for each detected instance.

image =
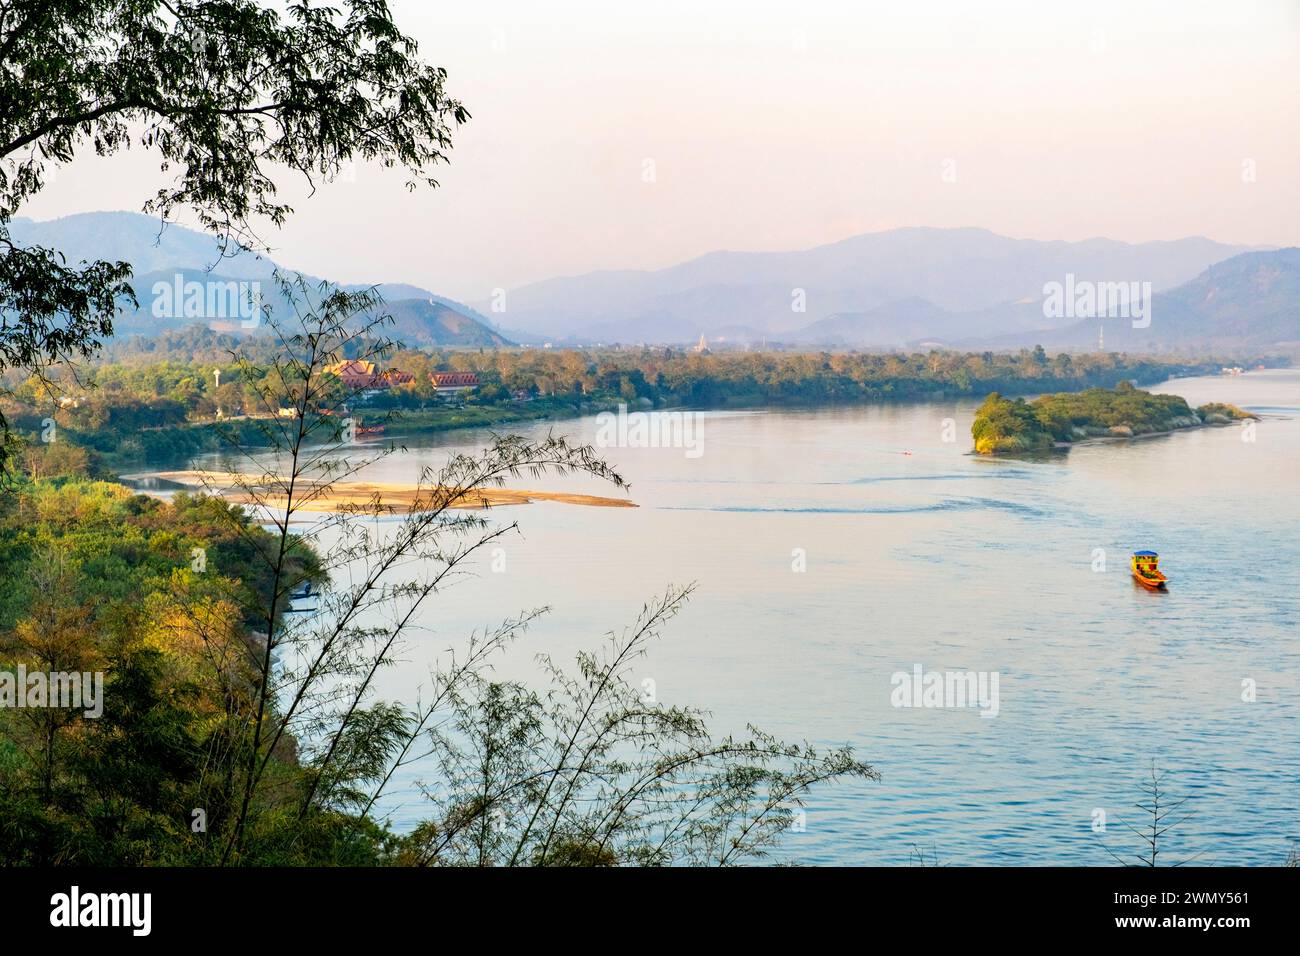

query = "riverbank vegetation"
[1,325,1268,473]
[971,382,1260,455]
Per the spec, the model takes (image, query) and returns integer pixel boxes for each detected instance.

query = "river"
[205,369,1300,865]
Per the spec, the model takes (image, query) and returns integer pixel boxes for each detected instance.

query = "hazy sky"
[20,0,1300,301]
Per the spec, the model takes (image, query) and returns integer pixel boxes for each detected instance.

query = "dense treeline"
[0,326,1248,472]
[0,480,329,863]
[403,343,1217,408]
[94,331,1232,408]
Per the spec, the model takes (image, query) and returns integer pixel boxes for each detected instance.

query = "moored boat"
[1131,550,1167,589]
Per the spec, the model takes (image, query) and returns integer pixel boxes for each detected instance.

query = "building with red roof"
[429,371,480,394]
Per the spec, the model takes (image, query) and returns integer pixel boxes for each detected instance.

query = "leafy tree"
[399,587,875,866]
[1,543,100,804]
[19,438,91,480]
[1,0,469,468]
[970,392,1053,454]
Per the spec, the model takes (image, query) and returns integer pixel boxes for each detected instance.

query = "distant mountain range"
[985,248,1300,351]
[482,227,1278,349]
[8,212,511,348]
[13,213,1295,351]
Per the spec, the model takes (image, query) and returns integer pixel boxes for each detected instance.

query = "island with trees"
[971,382,1259,455]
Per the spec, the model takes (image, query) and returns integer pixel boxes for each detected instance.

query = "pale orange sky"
[20,0,1300,300]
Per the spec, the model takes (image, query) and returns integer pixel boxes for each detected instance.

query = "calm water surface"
[212,370,1300,865]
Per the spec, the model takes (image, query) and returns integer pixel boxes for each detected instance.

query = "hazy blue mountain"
[20,212,1279,351]
[8,211,276,277]
[341,281,437,301]
[120,269,512,347]
[12,212,510,347]
[122,269,269,336]
[547,307,769,347]
[490,227,1255,343]
[422,293,503,334]
[381,298,512,348]
[984,249,1300,352]
[796,298,956,347]
[810,295,1117,349]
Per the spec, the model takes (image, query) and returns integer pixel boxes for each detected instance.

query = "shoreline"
[1054,418,1247,449]
[89,364,1262,474]
[103,369,1285,472]
[120,470,637,511]
[978,417,1261,457]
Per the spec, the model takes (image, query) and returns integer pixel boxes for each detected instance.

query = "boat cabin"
[1132,550,1159,571]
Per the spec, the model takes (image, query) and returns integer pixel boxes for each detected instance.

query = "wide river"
[208,369,1300,865]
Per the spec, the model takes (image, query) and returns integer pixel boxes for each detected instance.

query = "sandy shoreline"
[1050,417,1260,449]
[121,470,637,512]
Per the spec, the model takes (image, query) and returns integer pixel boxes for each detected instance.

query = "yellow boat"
[1131,551,1168,590]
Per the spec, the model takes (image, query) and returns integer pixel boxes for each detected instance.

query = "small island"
[971,382,1258,455]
